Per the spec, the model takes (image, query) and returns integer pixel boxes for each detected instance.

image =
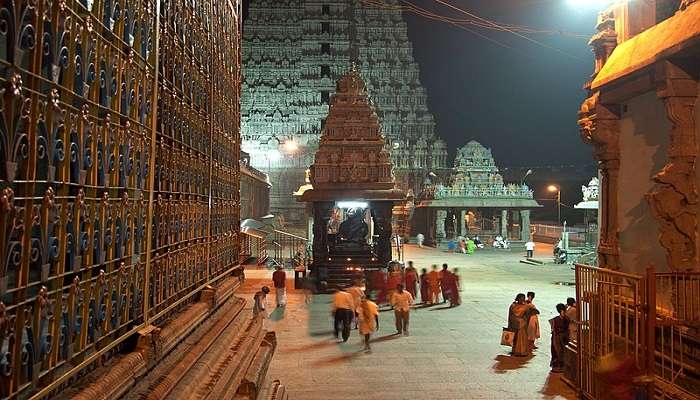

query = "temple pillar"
[312,202,334,262]
[460,210,467,237]
[371,202,394,263]
[520,210,531,241]
[648,61,699,270]
[435,209,447,244]
[500,210,508,238]
[579,93,621,269]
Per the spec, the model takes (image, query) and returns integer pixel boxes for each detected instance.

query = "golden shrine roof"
[591,3,700,90]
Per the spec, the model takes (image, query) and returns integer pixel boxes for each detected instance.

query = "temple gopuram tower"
[242,0,448,224]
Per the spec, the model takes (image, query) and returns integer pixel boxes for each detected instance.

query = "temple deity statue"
[338,208,369,244]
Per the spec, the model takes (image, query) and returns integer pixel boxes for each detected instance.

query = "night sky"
[243,0,599,168]
[400,0,599,167]
[242,0,602,220]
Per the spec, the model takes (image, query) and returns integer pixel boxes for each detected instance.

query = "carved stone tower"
[242,0,448,224]
[300,67,404,288]
[310,66,395,191]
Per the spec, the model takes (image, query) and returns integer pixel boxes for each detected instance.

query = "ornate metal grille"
[0,0,241,397]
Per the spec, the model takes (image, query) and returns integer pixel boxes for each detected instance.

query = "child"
[357,296,379,352]
[253,286,270,317]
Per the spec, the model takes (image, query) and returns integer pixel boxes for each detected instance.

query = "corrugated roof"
[591,3,700,90]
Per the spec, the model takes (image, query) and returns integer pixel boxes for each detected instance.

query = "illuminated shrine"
[299,66,404,289]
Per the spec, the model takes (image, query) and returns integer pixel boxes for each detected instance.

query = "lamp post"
[520,169,533,185]
[548,185,561,225]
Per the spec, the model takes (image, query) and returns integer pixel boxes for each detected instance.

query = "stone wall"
[617,92,672,273]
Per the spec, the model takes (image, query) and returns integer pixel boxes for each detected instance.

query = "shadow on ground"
[269,307,285,321]
[283,339,338,353]
[492,354,533,374]
[310,350,365,367]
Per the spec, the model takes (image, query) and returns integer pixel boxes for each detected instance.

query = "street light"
[548,185,561,225]
[520,169,533,185]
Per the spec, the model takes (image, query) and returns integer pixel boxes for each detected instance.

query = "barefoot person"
[427,265,441,304]
[346,280,365,329]
[526,291,541,351]
[508,293,538,356]
[404,261,418,298]
[253,286,270,317]
[441,266,460,307]
[419,268,430,304]
[390,284,414,335]
[357,296,379,352]
[332,287,355,342]
[550,303,570,372]
[272,266,287,307]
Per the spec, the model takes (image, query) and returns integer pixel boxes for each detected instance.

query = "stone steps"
[64,276,277,400]
[257,380,288,400]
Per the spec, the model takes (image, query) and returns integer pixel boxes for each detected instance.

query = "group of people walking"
[332,280,415,352]
[418,263,461,306]
[506,292,578,372]
[329,259,463,352]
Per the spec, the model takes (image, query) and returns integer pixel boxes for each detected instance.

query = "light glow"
[566,0,615,7]
[267,149,281,161]
[282,139,298,153]
[336,201,368,209]
[548,185,559,192]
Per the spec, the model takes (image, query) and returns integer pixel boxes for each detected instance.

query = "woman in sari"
[404,262,418,298]
[386,264,403,305]
[427,265,442,304]
[440,266,460,307]
[419,268,430,303]
[508,293,538,356]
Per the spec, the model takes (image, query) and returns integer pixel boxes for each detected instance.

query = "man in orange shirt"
[427,265,441,304]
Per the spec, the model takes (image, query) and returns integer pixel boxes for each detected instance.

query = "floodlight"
[337,201,368,209]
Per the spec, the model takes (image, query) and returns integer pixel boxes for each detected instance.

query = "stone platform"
[240,244,577,399]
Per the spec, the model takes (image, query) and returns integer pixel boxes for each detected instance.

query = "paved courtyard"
[240,244,577,399]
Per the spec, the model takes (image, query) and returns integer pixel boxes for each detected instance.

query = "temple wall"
[617,91,671,273]
[696,83,700,266]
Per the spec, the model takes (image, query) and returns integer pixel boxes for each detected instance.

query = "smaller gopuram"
[415,141,540,245]
[299,66,405,289]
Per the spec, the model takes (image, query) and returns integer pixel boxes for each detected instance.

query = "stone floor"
[239,244,577,399]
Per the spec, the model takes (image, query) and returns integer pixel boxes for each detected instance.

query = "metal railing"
[240,232,268,265]
[575,264,649,399]
[575,264,700,399]
[655,272,700,398]
[268,230,309,270]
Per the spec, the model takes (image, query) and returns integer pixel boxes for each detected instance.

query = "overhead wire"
[358,0,533,58]
[430,0,585,60]
[358,0,587,60]
[359,0,587,37]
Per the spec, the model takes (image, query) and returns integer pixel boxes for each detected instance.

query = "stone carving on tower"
[431,141,534,200]
[242,0,448,223]
[310,66,395,190]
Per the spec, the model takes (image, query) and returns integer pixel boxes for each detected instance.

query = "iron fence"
[655,272,700,398]
[576,264,700,399]
[240,231,267,265]
[0,0,242,397]
[269,229,308,270]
